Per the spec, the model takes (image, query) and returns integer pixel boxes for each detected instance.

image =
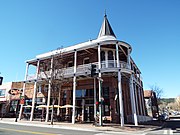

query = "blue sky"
[0,0,180,98]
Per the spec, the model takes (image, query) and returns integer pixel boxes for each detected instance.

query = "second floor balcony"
[34,60,130,79]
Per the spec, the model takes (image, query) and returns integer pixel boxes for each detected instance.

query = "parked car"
[159,113,169,121]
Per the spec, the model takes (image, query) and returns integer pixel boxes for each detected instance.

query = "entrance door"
[84,105,94,122]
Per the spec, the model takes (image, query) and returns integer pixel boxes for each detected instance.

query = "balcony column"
[105,50,108,68]
[138,85,143,116]
[45,56,54,122]
[98,43,103,126]
[82,91,85,122]
[139,76,146,116]
[134,82,140,115]
[139,76,145,116]
[94,78,97,124]
[116,43,124,127]
[72,49,77,124]
[18,63,29,120]
[30,59,40,121]
[130,75,138,126]
[113,51,116,67]
[127,48,131,69]
[57,84,61,116]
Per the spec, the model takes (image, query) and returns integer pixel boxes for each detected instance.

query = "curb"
[0,120,164,134]
[0,120,99,132]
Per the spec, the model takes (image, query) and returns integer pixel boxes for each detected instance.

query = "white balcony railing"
[27,60,130,80]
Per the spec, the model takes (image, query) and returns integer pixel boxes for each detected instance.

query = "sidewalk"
[0,118,164,134]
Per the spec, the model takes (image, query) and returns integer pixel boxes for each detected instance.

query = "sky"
[0,0,180,98]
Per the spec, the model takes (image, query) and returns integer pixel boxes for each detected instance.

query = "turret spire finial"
[98,13,116,38]
[104,9,107,17]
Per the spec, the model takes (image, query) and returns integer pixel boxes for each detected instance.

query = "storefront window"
[0,89,5,96]
[102,87,110,116]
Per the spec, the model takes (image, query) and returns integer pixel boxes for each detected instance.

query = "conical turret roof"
[98,14,116,38]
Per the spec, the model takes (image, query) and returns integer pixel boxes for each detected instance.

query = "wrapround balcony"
[27,60,130,81]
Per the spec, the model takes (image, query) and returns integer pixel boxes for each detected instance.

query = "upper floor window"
[108,50,113,60]
[37,85,42,93]
[67,61,73,67]
[44,85,49,92]
[101,51,105,61]
[83,58,89,64]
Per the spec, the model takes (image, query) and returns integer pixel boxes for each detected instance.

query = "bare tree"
[176,95,180,111]
[40,49,65,125]
[150,84,163,105]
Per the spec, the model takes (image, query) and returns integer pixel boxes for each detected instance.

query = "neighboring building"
[144,90,158,118]
[0,82,40,118]
[19,14,148,126]
[0,82,11,117]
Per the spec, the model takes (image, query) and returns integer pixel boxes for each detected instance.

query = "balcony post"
[72,50,77,124]
[138,86,143,116]
[127,48,131,69]
[94,77,97,124]
[113,51,116,67]
[30,59,40,121]
[98,43,103,126]
[105,51,108,68]
[116,43,124,127]
[139,77,146,116]
[45,56,54,122]
[18,62,29,120]
[130,75,138,126]
[134,82,139,116]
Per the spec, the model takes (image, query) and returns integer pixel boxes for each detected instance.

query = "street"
[0,119,180,135]
[144,119,180,135]
[0,123,101,135]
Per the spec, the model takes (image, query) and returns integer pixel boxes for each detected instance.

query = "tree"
[175,96,180,111]
[150,84,163,105]
[40,49,65,125]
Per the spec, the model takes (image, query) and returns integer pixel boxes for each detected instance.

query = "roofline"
[27,36,132,64]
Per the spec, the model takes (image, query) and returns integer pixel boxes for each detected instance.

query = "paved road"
[2,120,180,135]
[0,123,102,135]
[144,119,180,135]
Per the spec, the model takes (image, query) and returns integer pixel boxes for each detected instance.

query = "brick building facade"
[18,14,149,126]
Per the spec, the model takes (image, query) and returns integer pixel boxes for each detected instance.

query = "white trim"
[98,44,103,126]
[72,50,77,124]
[116,43,124,127]
[30,60,40,121]
[45,57,54,122]
[130,75,138,126]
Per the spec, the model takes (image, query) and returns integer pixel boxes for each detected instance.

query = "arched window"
[108,50,113,60]
[101,51,106,68]
[101,51,105,61]
[108,50,114,67]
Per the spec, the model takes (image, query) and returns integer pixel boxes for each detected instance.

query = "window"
[108,50,113,60]
[83,58,89,64]
[101,51,106,68]
[9,100,18,112]
[102,87,110,116]
[84,89,94,97]
[37,85,42,93]
[44,85,49,92]
[108,50,114,67]
[101,51,105,61]
[67,61,73,67]
[76,90,82,97]
[0,89,5,96]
